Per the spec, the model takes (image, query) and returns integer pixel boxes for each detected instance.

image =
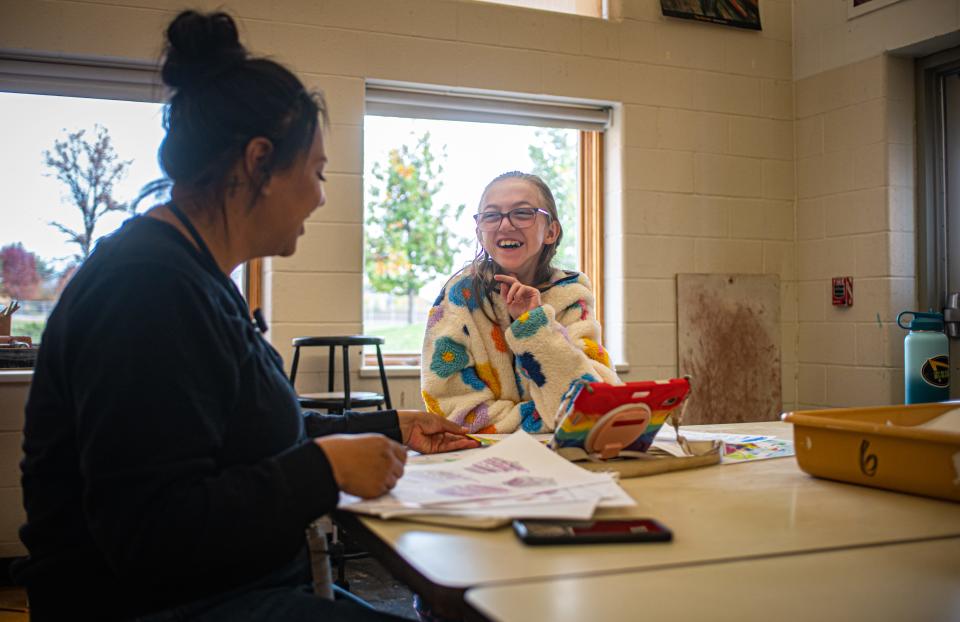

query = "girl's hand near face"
[494,274,542,319]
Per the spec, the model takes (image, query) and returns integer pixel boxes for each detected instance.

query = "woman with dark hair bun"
[14,10,474,621]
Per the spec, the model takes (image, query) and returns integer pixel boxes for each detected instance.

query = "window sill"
[0,369,33,384]
[361,365,422,378]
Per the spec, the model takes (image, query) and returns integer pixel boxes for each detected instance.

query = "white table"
[337,422,960,617]
[464,537,960,622]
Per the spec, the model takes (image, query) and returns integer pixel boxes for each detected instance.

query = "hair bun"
[161,11,247,90]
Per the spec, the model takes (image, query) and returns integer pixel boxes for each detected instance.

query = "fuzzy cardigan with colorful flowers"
[420,269,621,433]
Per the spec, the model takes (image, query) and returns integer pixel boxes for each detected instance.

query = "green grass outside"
[369,322,426,354]
[11,320,45,343]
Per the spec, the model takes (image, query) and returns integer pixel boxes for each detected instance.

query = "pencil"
[465,434,496,446]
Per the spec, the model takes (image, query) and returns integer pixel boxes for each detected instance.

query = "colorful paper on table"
[652,425,794,464]
[722,438,795,463]
[654,426,773,444]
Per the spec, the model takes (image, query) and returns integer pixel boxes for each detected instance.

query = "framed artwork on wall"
[659,0,762,31]
[848,0,904,19]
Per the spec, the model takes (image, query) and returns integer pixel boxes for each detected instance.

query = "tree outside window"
[365,133,466,326]
[43,124,134,262]
[529,128,578,272]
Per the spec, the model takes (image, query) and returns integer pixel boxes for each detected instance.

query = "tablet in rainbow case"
[550,378,691,459]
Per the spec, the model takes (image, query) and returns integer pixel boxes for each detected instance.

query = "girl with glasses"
[421,171,621,434]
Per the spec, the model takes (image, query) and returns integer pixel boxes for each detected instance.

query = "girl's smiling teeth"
[497,239,523,248]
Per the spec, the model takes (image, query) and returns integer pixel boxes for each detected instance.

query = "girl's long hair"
[468,171,563,323]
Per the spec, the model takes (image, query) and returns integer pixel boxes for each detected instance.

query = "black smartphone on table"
[512,518,673,545]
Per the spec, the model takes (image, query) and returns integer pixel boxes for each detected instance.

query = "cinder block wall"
[794,56,916,407]
[792,0,960,407]
[0,381,28,557]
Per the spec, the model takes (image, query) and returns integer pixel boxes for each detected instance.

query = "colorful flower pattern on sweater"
[420,269,621,432]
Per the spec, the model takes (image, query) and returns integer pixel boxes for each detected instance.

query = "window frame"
[469,0,605,18]
[0,52,262,313]
[579,130,604,330]
[917,47,960,310]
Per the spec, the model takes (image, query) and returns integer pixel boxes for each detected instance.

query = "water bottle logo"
[921,355,950,388]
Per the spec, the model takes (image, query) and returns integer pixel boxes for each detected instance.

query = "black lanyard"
[165,202,267,334]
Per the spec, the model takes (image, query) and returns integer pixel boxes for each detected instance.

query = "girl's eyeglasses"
[473,207,551,231]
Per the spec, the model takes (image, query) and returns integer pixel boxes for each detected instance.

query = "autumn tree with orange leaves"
[0,243,41,300]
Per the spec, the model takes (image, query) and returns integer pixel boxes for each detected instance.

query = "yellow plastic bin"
[782,402,960,502]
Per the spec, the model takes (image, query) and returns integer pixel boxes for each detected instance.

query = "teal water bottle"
[897,311,950,404]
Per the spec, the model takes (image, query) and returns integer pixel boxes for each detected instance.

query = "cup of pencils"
[0,300,20,336]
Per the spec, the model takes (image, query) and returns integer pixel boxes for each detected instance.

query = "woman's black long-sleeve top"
[13,216,400,620]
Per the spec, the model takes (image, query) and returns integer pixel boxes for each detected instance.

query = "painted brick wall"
[794,55,915,407]
[792,0,959,406]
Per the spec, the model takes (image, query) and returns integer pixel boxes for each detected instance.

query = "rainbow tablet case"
[551,378,691,459]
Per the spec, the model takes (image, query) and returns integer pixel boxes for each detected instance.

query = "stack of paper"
[339,431,634,521]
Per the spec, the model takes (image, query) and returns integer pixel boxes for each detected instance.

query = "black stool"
[289,336,392,413]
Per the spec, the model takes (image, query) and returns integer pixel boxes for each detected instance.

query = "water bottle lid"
[897,311,945,331]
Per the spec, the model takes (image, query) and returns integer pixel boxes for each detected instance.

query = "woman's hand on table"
[494,274,541,320]
[314,434,407,498]
[397,410,480,454]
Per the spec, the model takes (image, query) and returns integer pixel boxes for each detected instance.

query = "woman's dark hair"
[468,171,563,323]
[159,10,327,209]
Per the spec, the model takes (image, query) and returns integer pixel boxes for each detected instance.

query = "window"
[471,0,604,18]
[0,54,259,343]
[0,92,166,341]
[362,85,608,364]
